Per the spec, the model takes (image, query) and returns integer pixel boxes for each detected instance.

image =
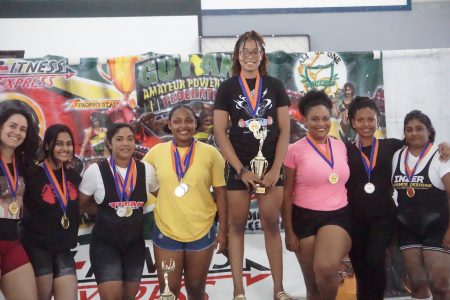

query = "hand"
[240,170,259,191]
[442,228,450,250]
[338,258,354,282]
[215,228,228,254]
[260,168,280,188]
[285,230,299,252]
[437,142,450,162]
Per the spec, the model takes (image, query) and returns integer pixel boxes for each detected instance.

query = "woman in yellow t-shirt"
[144,105,227,300]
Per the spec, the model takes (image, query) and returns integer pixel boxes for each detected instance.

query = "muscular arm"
[79,192,97,215]
[213,186,227,253]
[281,166,298,252]
[213,110,244,172]
[261,106,290,187]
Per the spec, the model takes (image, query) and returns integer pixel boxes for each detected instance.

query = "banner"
[0,51,397,299]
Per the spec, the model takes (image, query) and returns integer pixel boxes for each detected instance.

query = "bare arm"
[281,166,298,252]
[213,110,258,189]
[438,142,450,162]
[442,173,450,250]
[79,192,98,215]
[79,128,91,158]
[261,106,290,187]
[213,186,227,254]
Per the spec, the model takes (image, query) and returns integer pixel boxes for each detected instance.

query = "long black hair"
[41,124,75,166]
[0,103,39,169]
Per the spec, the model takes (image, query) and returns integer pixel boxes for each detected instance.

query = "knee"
[429,276,450,296]
[260,217,280,234]
[185,280,206,299]
[228,222,247,234]
[408,274,429,292]
[314,261,340,283]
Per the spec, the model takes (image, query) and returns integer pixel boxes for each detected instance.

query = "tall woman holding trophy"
[79,123,159,300]
[214,31,291,300]
[282,90,351,300]
[144,105,227,300]
[0,104,39,300]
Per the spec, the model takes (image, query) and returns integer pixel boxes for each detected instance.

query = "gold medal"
[406,186,415,198]
[328,172,339,184]
[8,201,19,215]
[61,214,70,229]
[124,206,133,217]
[248,120,261,133]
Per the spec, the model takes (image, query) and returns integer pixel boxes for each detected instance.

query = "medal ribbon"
[43,160,68,213]
[171,139,196,182]
[0,155,18,199]
[110,157,137,202]
[238,72,262,117]
[306,134,334,169]
[357,137,379,182]
[404,143,433,183]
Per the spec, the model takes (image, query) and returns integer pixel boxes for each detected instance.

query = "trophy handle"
[97,59,113,82]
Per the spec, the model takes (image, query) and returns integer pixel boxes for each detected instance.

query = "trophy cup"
[250,125,269,194]
[159,259,176,300]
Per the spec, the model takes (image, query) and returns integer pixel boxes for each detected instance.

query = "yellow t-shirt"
[143,141,225,242]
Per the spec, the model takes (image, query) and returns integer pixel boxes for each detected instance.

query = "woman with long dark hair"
[20,124,81,300]
[0,104,39,300]
[214,31,291,300]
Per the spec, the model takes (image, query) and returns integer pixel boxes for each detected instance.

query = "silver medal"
[174,185,186,197]
[364,182,375,194]
[116,206,126,217]
[179,182,189,193]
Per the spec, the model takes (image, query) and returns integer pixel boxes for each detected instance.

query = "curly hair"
[231,31,268,76]
[298,90,332,117]
[0,103,39,170]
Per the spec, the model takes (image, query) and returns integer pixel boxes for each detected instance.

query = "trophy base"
[254,184,266,194]
[159,294,176,300]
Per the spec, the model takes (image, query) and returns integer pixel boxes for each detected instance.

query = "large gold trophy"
[249,121,268,194]
[159,259,176,300]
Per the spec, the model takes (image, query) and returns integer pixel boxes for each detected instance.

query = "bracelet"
[237,167,250,180]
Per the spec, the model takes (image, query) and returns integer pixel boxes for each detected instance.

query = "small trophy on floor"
[159,259,176,300]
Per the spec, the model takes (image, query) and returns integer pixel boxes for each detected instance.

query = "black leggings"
[349,213,396,300]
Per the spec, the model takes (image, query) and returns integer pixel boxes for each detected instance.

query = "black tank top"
[392,149,448,227]
[92,159,147,246]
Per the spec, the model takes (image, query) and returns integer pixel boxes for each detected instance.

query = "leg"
[154,245,185,298]
[36,274,54,300]
[227,190,251,297]
[122,239,146,300]
[97,281,123,300]
[401,248,431,298]
[296,236,321,300]
[363,215,396,300]
[257,187,285,297]
[314,225,351,300]
[53,275,78,300]
[349,218,369,300]
[1,263,38,300]
[184,245,215,300]
[423,250,450,300]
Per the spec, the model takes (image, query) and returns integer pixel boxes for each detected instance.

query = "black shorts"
[90,237,145,284]
[292,205,352,239]
[397,210,450,253]
[225,161,284,191]
[22,242,75,278]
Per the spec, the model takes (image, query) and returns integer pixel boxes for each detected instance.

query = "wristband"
[237,166,250,180]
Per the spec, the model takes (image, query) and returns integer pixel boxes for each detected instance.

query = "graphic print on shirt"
[234,88,274,130]
[41,181,78,205]
[0,176,25,219]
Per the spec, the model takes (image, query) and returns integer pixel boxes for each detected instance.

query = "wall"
[201,1,450,52]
